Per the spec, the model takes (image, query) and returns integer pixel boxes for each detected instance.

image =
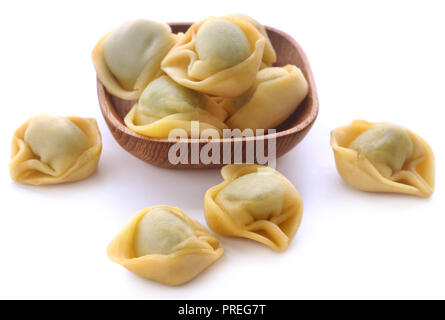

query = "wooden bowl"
[97,23,319,168]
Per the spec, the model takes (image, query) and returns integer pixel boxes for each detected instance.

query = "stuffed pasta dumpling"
[9,115,102,185]
[226,13,276,65]
[92,19,177,100]
[124,75,228,138]
[204,164,303,251]
[226,65,308,130]
[107,205,224,286]
[330,120,435,197]
[161,16,266,97]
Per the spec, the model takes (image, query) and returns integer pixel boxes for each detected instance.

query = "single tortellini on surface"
[226,65,308,131]
[92,19,177,100]
[161,16,266,97]
[225,13,276,65]
[107,205,224,286]
[124,75,228,138]
[9,115,102,185]
[330,120,435,197]
[204,164,303,251]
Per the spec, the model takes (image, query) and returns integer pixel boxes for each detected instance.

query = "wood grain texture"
[97,23,319,168]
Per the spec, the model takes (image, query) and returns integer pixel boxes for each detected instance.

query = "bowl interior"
[103,23,317,141]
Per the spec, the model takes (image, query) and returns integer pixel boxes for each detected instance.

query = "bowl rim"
[97,23,319,144]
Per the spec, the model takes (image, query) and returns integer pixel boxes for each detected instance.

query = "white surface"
[0,0,444,299]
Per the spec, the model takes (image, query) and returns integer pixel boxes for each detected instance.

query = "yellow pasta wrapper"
[203,95,236,122]
[161,16,265,97]
[225,13,276,64]
[10,115,102,185]
[123,75,228,137]
[92,19,177,100]
[204,164,303,251]
[107,205,224,286]
[330,120,435,197]
[226,65,308,130]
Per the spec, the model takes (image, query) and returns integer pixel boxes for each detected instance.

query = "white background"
[0,0,444,299]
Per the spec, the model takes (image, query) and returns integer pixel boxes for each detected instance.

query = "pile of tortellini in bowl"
[92,14,309,137]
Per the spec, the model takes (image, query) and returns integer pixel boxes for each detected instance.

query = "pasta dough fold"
[9,115,102,185]
[330,120,435,197]
[124,75,228,138]
[107,205,224,286]
[226,13,276,65]
[226,65,308,130]
[204,164,303,251]
[92,19,177,100]
[161,16,266,97]
[203,95,236,122]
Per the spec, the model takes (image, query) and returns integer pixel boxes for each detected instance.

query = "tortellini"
[195,19,252,78]
[226,13,276,65]
[204,164,303,251]
[226,65,309,130]
[107,205,224,286]
[161,16,266,97]
[124,75,228,137]
[92,19,177,100]
[9,115,102,185]
[330,120,435,197]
